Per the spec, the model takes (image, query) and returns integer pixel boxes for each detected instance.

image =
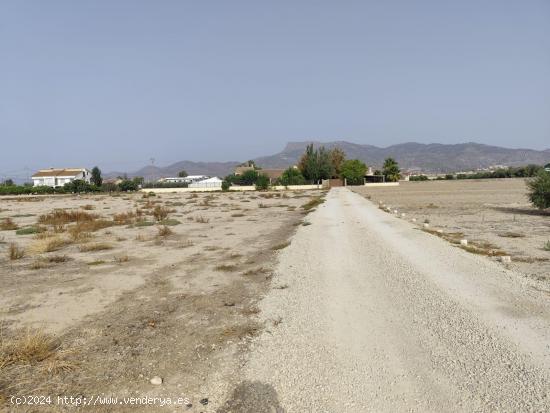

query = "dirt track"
[239,188,550,412]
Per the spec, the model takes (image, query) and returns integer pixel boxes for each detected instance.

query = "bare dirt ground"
[0,190,322,412]
[243,188,550,412]
[352,179,550,285]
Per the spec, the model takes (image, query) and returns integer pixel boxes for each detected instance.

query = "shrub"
[221,180,231,191]
[16,226,42,235]
[528,170,550,209]
[118,179,138,192]
[279,168,306,186]
[79,242,113,252]
[341,159,367,185]
[226,170,259,186]
[63,179,99,193]
[302,197,325,211]
[157,225,173,237]
[8,242,25,260]
[1,218,18,230]
[255,174,270,191]
[410,175,428,181]
[38,209,98,226]
[153,206,169,221]
[544,241,550,251]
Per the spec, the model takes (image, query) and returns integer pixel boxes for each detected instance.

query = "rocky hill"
[109,141,550,179]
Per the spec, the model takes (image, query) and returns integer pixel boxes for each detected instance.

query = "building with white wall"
[31,168,91,187]
[189,177,223,188]
[159,175,209,184]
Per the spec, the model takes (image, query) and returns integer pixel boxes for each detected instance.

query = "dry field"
[0,189,324,411]
[352,179,550,285]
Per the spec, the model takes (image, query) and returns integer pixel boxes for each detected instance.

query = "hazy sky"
[1,0,549,178]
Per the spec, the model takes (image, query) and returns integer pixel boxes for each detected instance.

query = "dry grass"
[113,211,136,225]
[135,234,148,242]
[81,204,95,210]
[1,218,18,230]
[498,232,525,238]
[157,225,173,237]
[0,329,57,367]
[8,242,25,260]
[29,255,69,269]
[38,209,98,226]
[79,242,113,252]
[114,255,129,263]
[68,225,93,242]
[214,264,239,272]
[194,216,210,223]
[272,241,291,250]
[302,197,325,212]
[458,244,508,257]
[153,206,169,221]
[48,255,69,263]
[30,236,72,253]
[421,228,507,256]
[242,266,269,276]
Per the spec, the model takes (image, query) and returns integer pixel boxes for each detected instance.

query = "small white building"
[159,175,209,184]
[189,176,223,188]
[32,168,91,187]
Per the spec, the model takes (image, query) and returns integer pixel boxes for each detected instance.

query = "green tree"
[382,158,401,182]
[119,179,138,192]
[178,170,188,178]
[64,179,97,193]
[255,173,270,190]
[279,167,306,186]
[528,170,550,209]
[238,170,259,185]
[91,166,103,187]
[132,176,144,186]
[2,179,14,186]
[298,144,319,182]
[318,147,334,180]
[341,159,367,185]
[330,148,346,178]
[298,144,334,182]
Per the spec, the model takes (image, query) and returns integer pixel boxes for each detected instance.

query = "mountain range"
[108,141,550,180]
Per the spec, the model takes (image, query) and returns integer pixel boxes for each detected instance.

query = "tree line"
[222,145,402,189]
[0,167,145,195]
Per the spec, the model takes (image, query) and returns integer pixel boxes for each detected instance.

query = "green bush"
[0,185,56,195]
[279,167,306,186]
[255,174,270,191]
[118,179,139,192]
[409,175,428,181]
[221,180,231,191]
[225,170,259,186]
[341,159,367,185]
[63,180,99,193]
[528,170,550,209]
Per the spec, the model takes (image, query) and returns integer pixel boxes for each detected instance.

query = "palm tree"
[382,158,401,182]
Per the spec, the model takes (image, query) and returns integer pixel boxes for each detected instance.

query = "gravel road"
[236,188,550,412]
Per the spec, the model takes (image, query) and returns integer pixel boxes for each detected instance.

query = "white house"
[189,176,223,188]
[32,168,91,187]
[159,175,209,184]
